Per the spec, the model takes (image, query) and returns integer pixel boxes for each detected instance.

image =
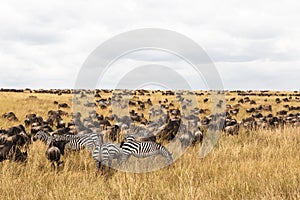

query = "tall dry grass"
[0,91,299,199]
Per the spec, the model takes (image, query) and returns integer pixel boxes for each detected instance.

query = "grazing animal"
[7,146,27,162]
[46,146,63,168]
[224,124,240,135]
[193,129,203,144]
[33,131,52,144]
[6,125,26,136]
[93,143,122,174]
[64,133,103,154]
[0,134,28,162]
[58,103,69,108]
[135,135,156,142]
[33,131,63,167]
[33,131,67,155]
[2,112,19,121]
[120,135,173,165]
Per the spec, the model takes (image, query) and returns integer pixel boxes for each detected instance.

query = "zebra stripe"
[34,131,104,155]
[64,133,103,154]
[93,143,122,172]
[53,134,80,142]
[64,137,93,153]
[120,135,173,164]
[123,135,136,142]
[55,132,102,144]
[33,131,53,146]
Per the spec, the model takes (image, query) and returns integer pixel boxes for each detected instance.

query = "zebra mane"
[123,134,136,141]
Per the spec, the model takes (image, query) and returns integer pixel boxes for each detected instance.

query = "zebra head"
[33,131,47,141]
[64,142,72,153]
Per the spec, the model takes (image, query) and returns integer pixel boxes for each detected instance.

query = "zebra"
[53,134,80,142]
[33,131,53,145]
[33,131,103,155]
[33,131,63,167]
[53,132,102,142]
[92,142,122,174]
[123,134,136,142]
[64,133,103,155]
[33,131,69,155]
[120,135,173,165]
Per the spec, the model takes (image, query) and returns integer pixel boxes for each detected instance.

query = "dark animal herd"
[0,89,299,174]
[0,125,29,162]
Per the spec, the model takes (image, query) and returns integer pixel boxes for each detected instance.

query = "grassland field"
[0,90,299,200]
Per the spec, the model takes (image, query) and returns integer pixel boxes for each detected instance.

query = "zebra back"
[93,143,122,169]
[53,134,80,142]
[64,133,103,154]
[120,140,173,164]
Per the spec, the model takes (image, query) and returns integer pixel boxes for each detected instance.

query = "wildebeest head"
[6,125,25,136]
[8,146,28,162]
[11,134,26,146]
[14,149,28,162]
[18,131,31,146]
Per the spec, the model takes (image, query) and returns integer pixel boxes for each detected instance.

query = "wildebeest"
[0,133,28,162]
[101,125,120,142]
[155,118,181,142]
[45,146,63,168]
[33,131,68,156]
[58,103,69,109]
[24,114,43,127]
[277,110,288,115]
[229,108,239,116]
[4,124,26,136]
[224,124,240,135]
[194,129,203,144]
[246,107,256,113]
[2,112,18,121]
[252,113,263,118]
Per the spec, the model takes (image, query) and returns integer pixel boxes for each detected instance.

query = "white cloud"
[0,0,299,90]
[216,60,300,91]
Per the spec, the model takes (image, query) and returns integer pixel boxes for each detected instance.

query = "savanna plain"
[0,90,299,200]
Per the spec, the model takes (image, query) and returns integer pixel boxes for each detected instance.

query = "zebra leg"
[95,160,101,175]
[103,159,112,175]
[116,156,122,166]
[100,159,107,175]
[108,158,112,168]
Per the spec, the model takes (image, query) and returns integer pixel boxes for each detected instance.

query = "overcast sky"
[0,0,299,90]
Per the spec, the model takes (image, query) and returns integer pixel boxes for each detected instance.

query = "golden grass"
[0,91,300,199]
